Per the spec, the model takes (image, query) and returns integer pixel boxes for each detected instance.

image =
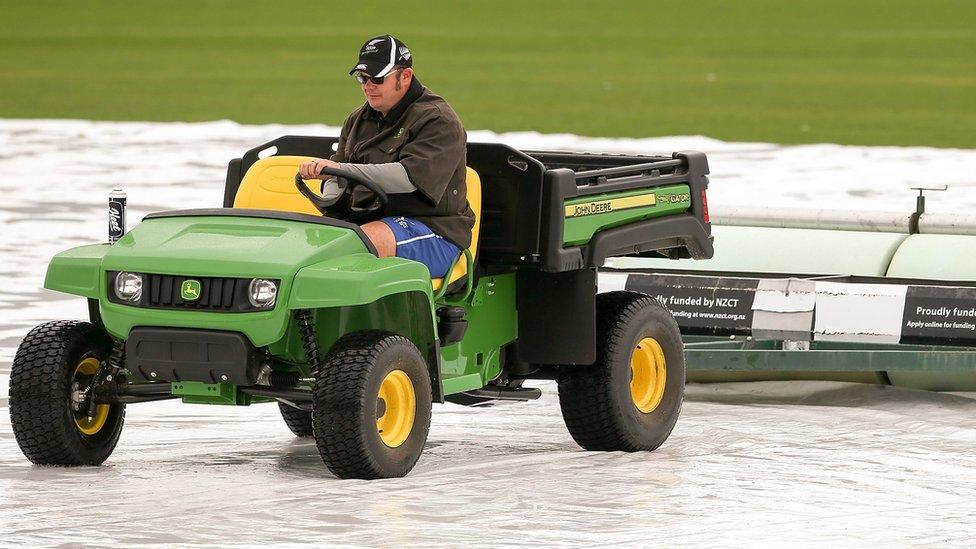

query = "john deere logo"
[181,280,201,301]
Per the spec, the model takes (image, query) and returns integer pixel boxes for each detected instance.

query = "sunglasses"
[353,68,402,85]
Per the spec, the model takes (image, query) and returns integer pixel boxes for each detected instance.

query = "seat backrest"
[232,155,319,215]
[433,167,481,290]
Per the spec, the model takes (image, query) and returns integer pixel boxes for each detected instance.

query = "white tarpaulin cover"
[1,120,975,546]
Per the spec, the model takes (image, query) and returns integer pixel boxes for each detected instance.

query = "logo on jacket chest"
[349,126,405,158]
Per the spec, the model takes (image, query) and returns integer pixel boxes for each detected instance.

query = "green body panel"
[612,225,908,276]
[172,381,241,405]
[100,301,289,347]
[687,370,884,385]
[563,185,692,245]
[265,274,514,397]
[684,337,976,371]
[44,244,110,298]
[438,274,518,394]
[276,254,439,373]
[441,374,485,395]
[272,291,439,373]
[290,254,433,309]
[683,336,976,391]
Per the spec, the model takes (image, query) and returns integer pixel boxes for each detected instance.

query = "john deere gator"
[9,136,712,478]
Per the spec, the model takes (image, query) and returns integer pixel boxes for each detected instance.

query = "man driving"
[298,35,474,278]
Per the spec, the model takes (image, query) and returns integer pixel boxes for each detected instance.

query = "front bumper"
[125,328,260,385]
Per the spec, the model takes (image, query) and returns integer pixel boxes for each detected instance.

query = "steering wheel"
[294,166,390,223]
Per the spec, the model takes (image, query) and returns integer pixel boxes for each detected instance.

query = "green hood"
[101,213,371,278]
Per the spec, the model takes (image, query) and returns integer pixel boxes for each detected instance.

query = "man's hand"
[299,158,342,179]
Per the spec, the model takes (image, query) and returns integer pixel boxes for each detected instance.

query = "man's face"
[360,68,412,115]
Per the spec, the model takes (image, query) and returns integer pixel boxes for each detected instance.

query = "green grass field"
[1,1,974,147]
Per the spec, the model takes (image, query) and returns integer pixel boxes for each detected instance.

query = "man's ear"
[401,67,414,84]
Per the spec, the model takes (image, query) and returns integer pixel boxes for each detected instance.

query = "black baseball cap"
[349,34,413,77]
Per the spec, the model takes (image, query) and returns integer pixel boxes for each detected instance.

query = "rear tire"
[8,321,125,466]
[557,292,685,451]
[278,402,313,437]
[312,330,432,479]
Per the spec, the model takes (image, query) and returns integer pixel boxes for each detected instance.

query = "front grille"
[106,271,279,312]
[147,274,242,310]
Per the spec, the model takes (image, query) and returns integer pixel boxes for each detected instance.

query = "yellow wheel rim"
[73,357,110,436]
[630,337,667,414]
[376,370,416,448]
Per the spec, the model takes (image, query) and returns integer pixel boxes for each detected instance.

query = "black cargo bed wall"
[466,143,547,267]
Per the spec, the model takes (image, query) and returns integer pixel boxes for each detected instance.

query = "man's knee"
[361,220,396,257]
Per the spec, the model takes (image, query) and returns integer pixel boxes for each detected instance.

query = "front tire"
[8,321,125,466]
[557,292,685,451]
[312,330,432,479]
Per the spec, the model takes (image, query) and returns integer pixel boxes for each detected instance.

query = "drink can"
[109,188,126,244]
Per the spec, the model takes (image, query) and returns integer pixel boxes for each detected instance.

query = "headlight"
[248,278,277,308]
[114,272,143,302]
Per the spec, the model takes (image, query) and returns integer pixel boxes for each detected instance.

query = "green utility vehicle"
[8,136,713,479]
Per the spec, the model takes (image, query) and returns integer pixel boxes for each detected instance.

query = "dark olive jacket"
[331,77,474,250]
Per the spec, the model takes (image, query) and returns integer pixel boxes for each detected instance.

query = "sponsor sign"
[901,285,976,344]
[623,274,757,335]
[607,272,976,346]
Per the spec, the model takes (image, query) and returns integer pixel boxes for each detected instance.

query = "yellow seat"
[234,155,481,291]
[432,167,481,292]
[233,155,321,215]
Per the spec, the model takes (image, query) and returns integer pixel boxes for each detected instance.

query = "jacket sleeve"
[333,163,414,193]
[397,112,466,204]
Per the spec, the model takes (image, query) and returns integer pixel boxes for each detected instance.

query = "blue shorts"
[380,217,461,278]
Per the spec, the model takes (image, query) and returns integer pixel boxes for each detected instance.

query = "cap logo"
[355,63,367,70]
[363,38,384,54]
[398,46,411,61]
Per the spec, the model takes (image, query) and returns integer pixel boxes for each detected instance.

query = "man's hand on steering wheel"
[294,161,391,223]
[299,158,341,180]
